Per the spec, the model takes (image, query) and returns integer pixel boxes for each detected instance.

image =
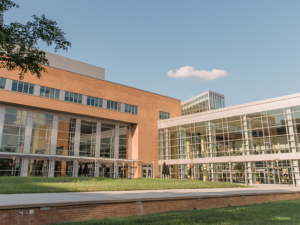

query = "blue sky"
[4,0,300,106]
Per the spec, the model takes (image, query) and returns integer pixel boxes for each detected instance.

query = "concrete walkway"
[0,186,299,209]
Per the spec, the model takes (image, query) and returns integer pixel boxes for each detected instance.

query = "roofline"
[159,92,300,127]
[47,65,180,101]
[181,90,224,105]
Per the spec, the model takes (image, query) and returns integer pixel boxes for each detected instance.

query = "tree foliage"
[0,0,71,79]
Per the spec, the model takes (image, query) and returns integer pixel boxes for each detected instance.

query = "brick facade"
[1,192,299,225]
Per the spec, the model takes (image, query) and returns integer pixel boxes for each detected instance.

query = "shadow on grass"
[56,199,300,225]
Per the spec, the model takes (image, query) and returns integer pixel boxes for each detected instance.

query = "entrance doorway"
[142,164,153,178]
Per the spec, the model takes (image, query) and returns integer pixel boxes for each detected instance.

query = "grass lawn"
[0,177,245,194]
[56,199,300,225]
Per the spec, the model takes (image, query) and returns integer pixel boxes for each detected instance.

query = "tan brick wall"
[0,67,182,177]
[1,193,299,225]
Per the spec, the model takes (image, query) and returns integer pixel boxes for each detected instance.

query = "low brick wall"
[1,192,299,225]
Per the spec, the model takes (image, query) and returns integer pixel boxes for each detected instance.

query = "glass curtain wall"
[159,106,299,159]
[181,94,209,116]
[1,108,27,153]
[119,126,129,159]
[100,123,115,158]
[210,94,225,110]
[56,117,76,156]
[30,113,53,154]
[79,120,96,157]
[158,160,298,185]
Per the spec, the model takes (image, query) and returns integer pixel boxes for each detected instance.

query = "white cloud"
[167,66,228,81]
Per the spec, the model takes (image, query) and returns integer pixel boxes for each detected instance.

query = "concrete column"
[114,125,120,159]
[229,162,233,183]
[73,160,78,177]
[94,160,99,177]
[292,160,299,186]
[114,161,118,178]
[50,115,59,155]
[4,79,12,91]
[21,157,29,177]
[95,122,101,158]
[24,111,33,154]
[49,158,55,177]
[74,119,81,157]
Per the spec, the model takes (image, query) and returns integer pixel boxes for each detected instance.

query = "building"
[0,53,299,186]
[0,53,181,178]
[158,93,300,186]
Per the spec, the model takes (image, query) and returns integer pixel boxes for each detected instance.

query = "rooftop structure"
[181,90,225,116]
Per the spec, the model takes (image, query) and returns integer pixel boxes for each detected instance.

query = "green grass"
[0,177,245,194]
[56,199,300,225]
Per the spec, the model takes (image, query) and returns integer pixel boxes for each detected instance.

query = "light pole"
[152,161,154,178]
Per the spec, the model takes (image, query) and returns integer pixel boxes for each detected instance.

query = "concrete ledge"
[0,190,298,210]
[1,190,300,225]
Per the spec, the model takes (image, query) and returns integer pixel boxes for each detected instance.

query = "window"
[11,80,34,95]
[159,111,170,119]
[125,104,138,115]
[107,100,121,111]
[30,113,53,155]
[100,123,115,158]
[0,77,6,89]
[1,108,27,153]
[79,120,96,157]
[56,117,76,156]
[87,96,103,108]
[40,86,60,100]
[64,91,82,104]
[119,126,129,159]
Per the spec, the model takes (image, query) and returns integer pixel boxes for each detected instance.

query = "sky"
[3,0,300,106]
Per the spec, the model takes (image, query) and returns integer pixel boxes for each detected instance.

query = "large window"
[87,96,103,108]
[159,105,299,160]
[40,86,60,100]
[11,80,34,95]
[64,91,82,104]
[79,120,96,157]
[107,100,121,111]
[56,117,76,156]
[125,104,138,115]
[54,161,73,177]
[159,111,170,120]
[27,159,49,177]
[1,108,27,153]
[100,123,115,158]
[119,126,129,159]
[30,113,53,155]
[0,77,6,89]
